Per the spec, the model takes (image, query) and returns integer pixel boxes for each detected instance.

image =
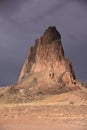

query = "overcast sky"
[0,0,87,86]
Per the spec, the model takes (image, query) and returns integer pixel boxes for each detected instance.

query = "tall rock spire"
[18,26,75,86]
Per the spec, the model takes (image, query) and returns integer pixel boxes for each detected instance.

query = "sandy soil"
[0,118,87,130]
[0,105,87,130]
[0,92,87,130]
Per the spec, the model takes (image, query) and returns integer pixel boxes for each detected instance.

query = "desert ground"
[0,118,86,130]
[0,91,87,130]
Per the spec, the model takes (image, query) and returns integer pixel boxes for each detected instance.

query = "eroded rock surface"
[18,26,75,86]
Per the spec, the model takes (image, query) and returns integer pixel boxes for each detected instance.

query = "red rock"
[18,26,75,86]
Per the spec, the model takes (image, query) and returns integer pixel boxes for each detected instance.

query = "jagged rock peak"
[18,26,75,86]
[43,26,61,43]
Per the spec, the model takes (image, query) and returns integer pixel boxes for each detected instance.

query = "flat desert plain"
[0,92,87,130]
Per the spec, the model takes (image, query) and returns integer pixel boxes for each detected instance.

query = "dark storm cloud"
[63,37,87,84]
[30,0,87,23]
[31,0,70,22]
[0,0,33,18]
[0,59,20,86]
[76,0,87,4]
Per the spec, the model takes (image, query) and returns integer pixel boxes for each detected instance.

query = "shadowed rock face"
[18,26,75,86]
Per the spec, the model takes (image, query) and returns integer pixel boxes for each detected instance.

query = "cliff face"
[18,26,75,86]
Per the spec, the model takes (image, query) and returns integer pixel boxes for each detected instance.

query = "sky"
[0,0,87,86]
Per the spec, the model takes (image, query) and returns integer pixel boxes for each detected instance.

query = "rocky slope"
[0,26,86,103]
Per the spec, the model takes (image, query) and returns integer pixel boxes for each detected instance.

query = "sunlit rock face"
[18,26,75,86]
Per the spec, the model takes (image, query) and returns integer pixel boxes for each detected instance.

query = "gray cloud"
[76,0,87,4]
[63,38,87,84]
[30,0,70,22]
[0,0,33,19]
